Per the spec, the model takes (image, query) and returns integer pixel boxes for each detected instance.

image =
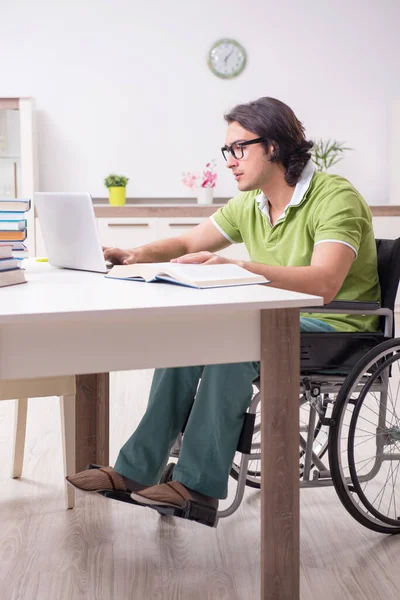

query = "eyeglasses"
[221,137,264,161]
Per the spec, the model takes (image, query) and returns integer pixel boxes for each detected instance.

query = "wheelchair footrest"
[85,463,217,526]
[98,489,139,505]
[149,500,217,528]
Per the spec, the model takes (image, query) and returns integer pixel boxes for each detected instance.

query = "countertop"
[91,198,400,218]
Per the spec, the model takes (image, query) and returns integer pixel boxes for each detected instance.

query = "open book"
[106,262,269,289]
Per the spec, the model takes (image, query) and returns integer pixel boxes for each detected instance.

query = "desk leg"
[260,309,300,600]
[75,373,110,472]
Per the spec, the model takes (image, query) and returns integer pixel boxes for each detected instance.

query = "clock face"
[208,38,247,79]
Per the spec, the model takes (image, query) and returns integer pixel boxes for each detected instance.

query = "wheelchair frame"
[167,301,396,527]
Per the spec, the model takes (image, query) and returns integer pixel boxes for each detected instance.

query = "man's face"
[223,121,273,192]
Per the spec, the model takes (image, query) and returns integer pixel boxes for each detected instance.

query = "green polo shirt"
[211,167,380,333]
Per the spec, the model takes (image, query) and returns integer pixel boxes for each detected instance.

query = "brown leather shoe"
[66,466,146,494]
[132,480,218,509]
[130,480,218,527]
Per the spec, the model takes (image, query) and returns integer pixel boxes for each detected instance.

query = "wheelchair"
[160,238,400,532]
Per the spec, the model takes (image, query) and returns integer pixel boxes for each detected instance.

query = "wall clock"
[207,38,247,79]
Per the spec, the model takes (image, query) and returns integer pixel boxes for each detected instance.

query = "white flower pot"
[196,187,214,205]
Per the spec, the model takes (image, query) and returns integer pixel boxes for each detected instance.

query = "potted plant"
[104,173,129,206]
[311,139,352,172]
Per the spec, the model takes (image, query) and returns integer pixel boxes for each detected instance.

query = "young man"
[67,97,380,524]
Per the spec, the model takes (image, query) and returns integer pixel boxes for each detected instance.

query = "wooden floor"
[1,367,400,600]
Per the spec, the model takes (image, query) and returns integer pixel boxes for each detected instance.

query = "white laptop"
[35,192,110,273]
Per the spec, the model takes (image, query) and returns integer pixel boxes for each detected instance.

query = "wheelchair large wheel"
[329,338,400,534]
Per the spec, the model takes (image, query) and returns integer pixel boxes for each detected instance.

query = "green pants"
[114,317,335,499]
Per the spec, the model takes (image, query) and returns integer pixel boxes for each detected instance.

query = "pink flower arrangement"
[181,172,198,189]
[181,159,217,189]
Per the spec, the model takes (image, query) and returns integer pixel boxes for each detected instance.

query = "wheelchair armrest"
[302,300,381,313]
[301,302,393,338]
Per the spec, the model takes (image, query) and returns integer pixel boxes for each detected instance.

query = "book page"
[162,263,264,284]
[106,263,173,281]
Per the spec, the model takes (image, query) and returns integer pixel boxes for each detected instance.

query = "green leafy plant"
[104,173,129,188]
[311,139,352,172]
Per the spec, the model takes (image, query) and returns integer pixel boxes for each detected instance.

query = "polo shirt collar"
[256,160,316,223]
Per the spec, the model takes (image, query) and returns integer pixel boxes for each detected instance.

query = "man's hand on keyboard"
[103,247,139,265]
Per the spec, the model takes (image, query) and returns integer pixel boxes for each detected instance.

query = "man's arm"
[242,242,355,303]
[173,242,355,304]
[103,218,231,264]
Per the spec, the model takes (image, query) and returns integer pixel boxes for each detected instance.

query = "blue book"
[0,219,26,231]
[0,212,28,220]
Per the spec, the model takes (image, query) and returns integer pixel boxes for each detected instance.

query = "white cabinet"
[97,217,160,248]
[96,216,250,261]
[158,217,249,260]
[158,217,205,240]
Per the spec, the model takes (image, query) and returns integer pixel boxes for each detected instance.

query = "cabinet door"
[158,218,205,240]
[158,218,250,260]
[97,217,160,249]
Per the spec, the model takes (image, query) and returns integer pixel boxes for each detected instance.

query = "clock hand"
[224,48,234,64]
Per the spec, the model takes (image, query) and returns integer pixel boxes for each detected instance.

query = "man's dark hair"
[224,97,313,186]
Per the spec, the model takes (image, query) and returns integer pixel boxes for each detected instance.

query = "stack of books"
[0,198,31,288]
[0,244,26,287]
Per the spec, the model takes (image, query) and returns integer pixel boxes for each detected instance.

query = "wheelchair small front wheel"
[329,338,400,534]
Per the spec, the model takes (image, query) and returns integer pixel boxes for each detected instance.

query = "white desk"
[0,262,322,600]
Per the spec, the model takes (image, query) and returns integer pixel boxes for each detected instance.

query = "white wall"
[390,99,400,205]
[1,0,399,202]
